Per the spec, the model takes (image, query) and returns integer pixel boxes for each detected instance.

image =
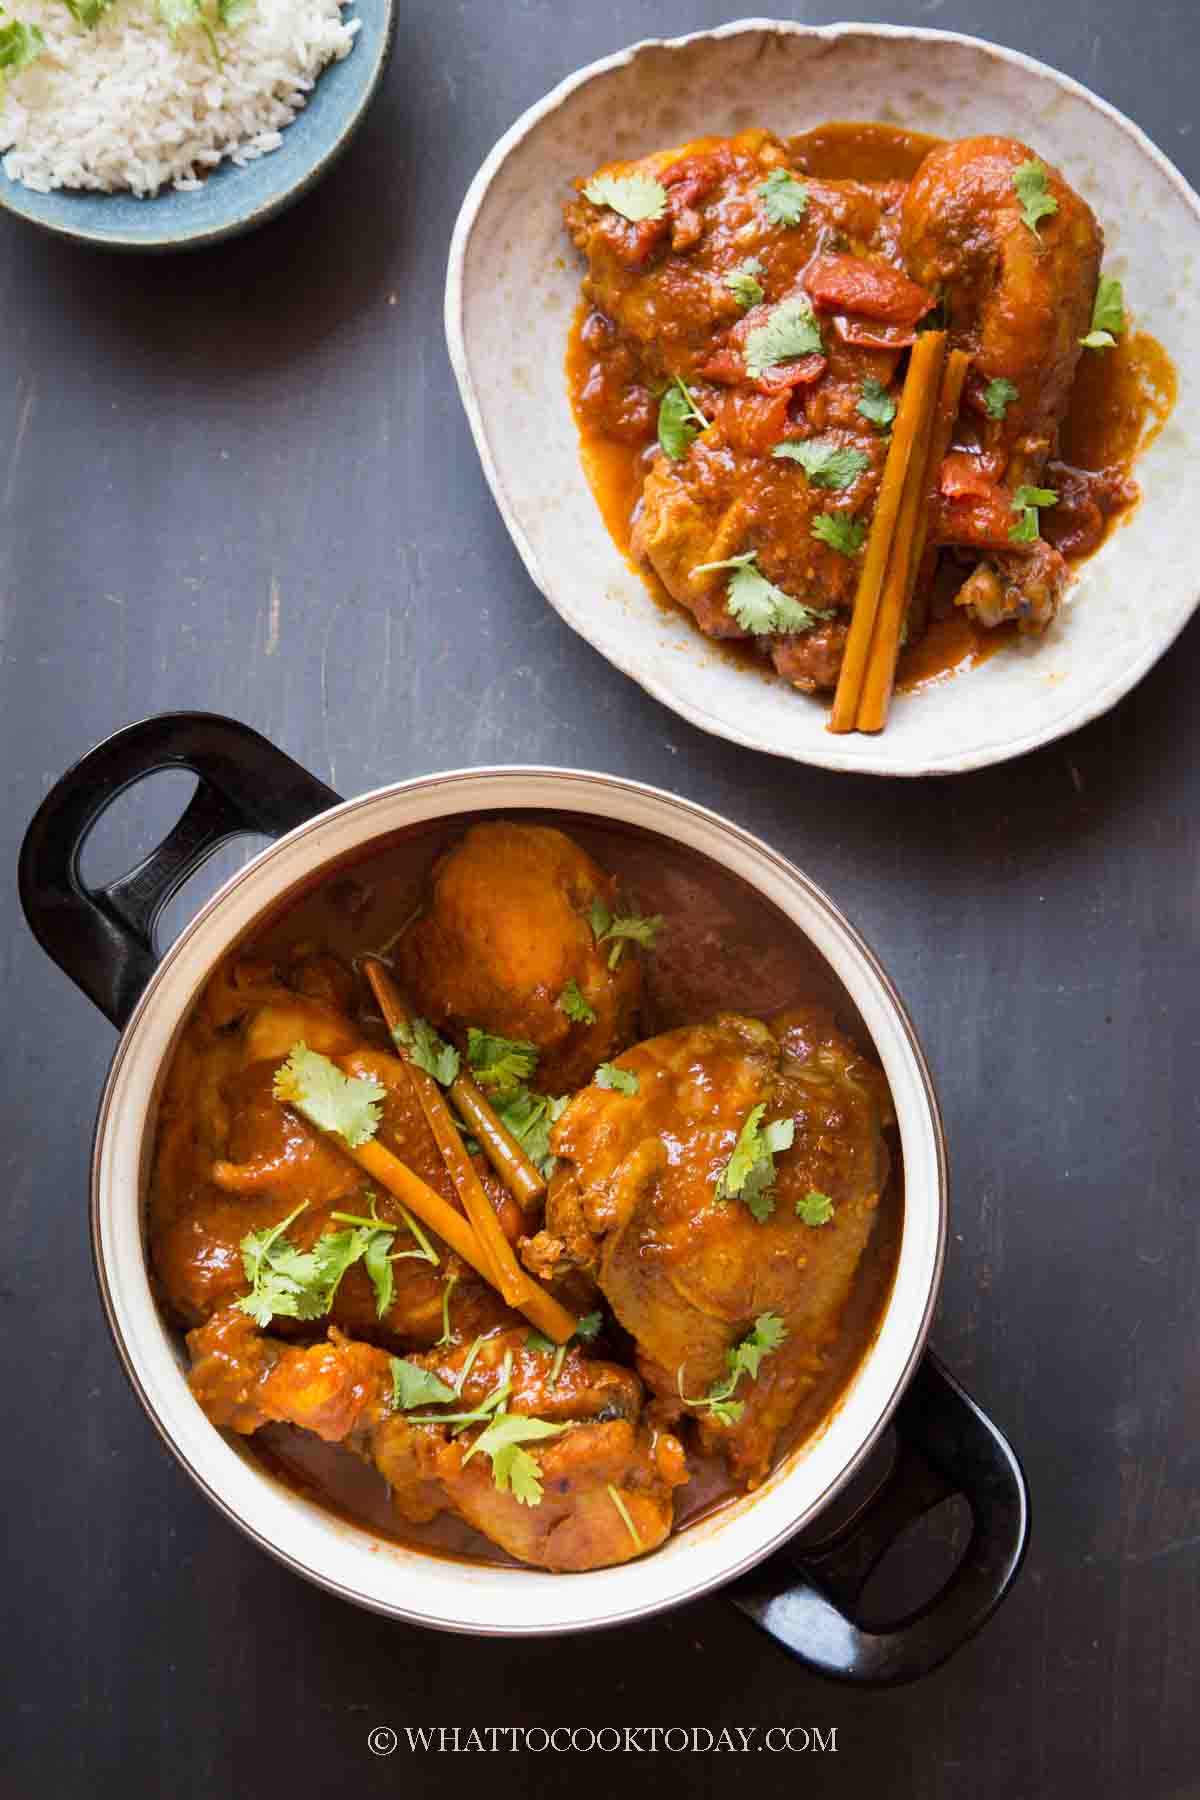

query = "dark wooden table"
[4,3,1198,1793]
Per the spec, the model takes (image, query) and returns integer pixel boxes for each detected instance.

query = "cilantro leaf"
[857,376,896,432]
[716,1105,795,1220]
[595,1063,639,1095]
[272,1043,385,1147]
[1008,484,1058,544]
[729,1311,789,1380]
[796,1189,836,1226]
[1080,274,1125,349]
[583,170,667,224]
[157,0,221,61]
[558,978,596,1025]
[811,513,867,557]
[235,1206,379,1327]
[218,0,251,20]
[574,1310,603,1342]
[586,896,663,968]
[772,438,871,491]
[466,1027,538,1098]
[983,377,1020,420]
[744,295,823,380]
[0,13,42,70]
[363,1230,395,1317]
[1012,159,1058,236]
[63,0,114,26]
[657,375,710,461]
[461,1413,571,1506]
[725,257,765,309]
[487,1087,568,1177]
[759,168,808,228]
[392,1015,460,1086]
[691,549,834,637]
[678,1312,788,1425]
[391,1358,457,1411]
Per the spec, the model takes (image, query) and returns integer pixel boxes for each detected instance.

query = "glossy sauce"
[217,814,903,1567]
[567,120,1176,701]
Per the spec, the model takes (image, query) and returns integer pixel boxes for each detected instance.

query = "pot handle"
[727,1350,1029,1686]
[18,712,340,1031]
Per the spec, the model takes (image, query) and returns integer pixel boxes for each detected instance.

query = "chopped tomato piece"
[713,388,792,456]
[939,452,1003,501]
[803,254,935,325]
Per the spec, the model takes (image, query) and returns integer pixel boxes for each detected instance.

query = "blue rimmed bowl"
[0,0,394,251]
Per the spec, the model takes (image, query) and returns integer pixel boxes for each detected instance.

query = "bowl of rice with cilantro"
[0,0,393,247]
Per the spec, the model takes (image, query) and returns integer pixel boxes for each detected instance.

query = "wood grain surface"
[2,2,1198,1794]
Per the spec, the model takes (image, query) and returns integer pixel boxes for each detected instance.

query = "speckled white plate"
[446,19,1200,776]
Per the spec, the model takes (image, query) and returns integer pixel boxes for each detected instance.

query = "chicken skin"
[532,1006,893,1486]
[396,821,642,1092]
[187,1311,687,1571]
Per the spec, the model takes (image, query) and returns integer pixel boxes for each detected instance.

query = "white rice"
[0,0,359,196]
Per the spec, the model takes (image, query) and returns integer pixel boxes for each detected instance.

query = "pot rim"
[89,764,948,1634]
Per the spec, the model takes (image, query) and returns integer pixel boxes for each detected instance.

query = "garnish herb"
[466,1027,539,1097]
[1008,484,1058,544]
[744,295,823,380]
[273,1042,385,1147]
[678,1313,789,1426]
[392,1015,459,1086]
[558,979,596,1025]
[607,1485,644,1551]
[1012,159,1058,236]
[390,1359,457,1410]
[63,0,114,24]
[0,11,43,84]
[811,513,867,558]
[595,1063,639,1095]
[582,170,668,224]
[796,1189,836,1226]
[719,1094,791,1224]
[587,896,664,968]
[725,257,766,309]
[158,0,221,65]
[460,1413,571,1506]
[1080,274,1125,349]
[330,1195,440,1317]
[485,1087,568,1177]
[715,1104,796,1222]
[758,168,809,228]
[235,1203,384,1328]
[857,376,896,431]
[983,377,1020,420]
[527,1309,603,1385]
[435,1272,460,1348]
[772,438,871,490]
[657,375,710,461]
[691,549,834,637]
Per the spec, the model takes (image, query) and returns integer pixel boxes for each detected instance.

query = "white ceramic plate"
[446,20,1200,776]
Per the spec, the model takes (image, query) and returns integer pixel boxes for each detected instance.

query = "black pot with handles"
[19,711,1029,1682]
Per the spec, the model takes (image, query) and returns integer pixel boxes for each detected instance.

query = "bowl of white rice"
[0,0,394,248]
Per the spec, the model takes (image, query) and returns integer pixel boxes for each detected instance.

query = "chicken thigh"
[534,1007,893,1485]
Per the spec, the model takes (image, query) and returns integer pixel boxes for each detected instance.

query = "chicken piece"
[902,136,1103,631]
[396,822,641,1093]
[566,130,908,385]
[150,972,514,1346]
[570,133,917,692]
[631,397,884,689]
[187,1314,686,1572]
[539,1007,893,1486]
